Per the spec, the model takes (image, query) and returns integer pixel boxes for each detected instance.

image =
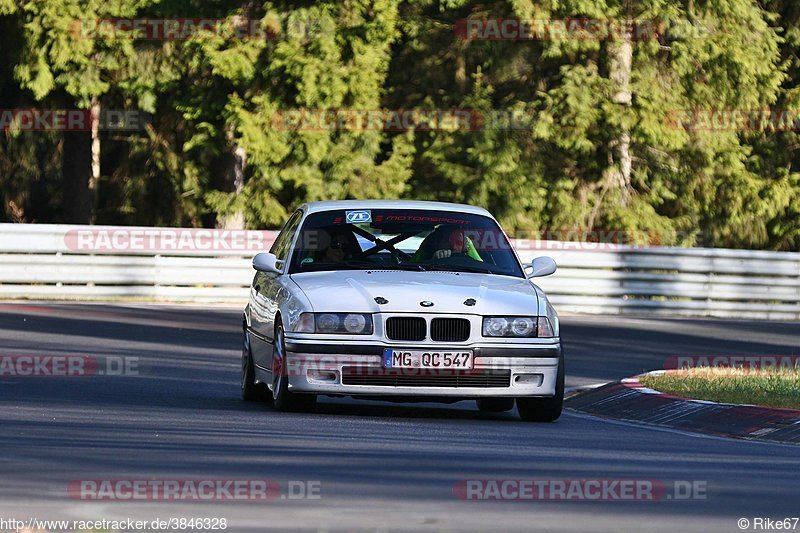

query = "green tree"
[388,0,791,248]
[206,0,413,228]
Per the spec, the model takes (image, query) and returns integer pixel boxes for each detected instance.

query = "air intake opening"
[430,318,470,342]
[386,317,427,341]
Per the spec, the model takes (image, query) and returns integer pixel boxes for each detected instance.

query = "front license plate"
[382,349,473,369]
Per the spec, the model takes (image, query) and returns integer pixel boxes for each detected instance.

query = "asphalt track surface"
[0,302,798,532]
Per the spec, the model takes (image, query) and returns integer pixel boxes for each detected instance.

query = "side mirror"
[527,256,557,278]
[252,252,282,274]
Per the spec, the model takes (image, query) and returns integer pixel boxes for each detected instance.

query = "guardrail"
[1,223,798,319]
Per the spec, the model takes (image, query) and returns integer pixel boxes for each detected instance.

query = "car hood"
[290,270,539,315]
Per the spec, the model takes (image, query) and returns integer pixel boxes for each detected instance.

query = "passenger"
[412,226,483,262]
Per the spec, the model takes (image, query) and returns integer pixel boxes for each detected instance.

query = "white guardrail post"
[0,223,798,319]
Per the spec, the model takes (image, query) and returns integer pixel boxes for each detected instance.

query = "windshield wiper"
[341,259,427,271]
[338,260,385,270]
[297,260,377,271]
[346,260,426,272]
[419,263,495,275]
[390,263,426,271]
[298,259,427,272]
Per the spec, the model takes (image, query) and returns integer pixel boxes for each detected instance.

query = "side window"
[270,210,303,263]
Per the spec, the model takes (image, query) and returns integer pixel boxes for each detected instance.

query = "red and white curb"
[565,371,800,444]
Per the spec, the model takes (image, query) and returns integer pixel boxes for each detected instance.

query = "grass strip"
[639,368,800,410]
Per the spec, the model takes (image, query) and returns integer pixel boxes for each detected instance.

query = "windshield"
[288,208,524,277]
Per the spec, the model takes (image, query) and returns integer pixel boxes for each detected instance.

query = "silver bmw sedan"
[242,200,563,421]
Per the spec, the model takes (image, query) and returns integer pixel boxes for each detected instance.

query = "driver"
[412,226,483,262]
[300,229,359,265]
[322,235,351,263]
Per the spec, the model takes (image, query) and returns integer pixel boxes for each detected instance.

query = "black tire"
[241,331,270,402]
[476,398,515,413]
[516,349,565,422]
[272,321,317,412]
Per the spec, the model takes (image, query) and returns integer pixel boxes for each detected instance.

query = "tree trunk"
[61,125,92,224]
[90,96,100,223]
[608,35,633,203]
[218,136,247,230]
[588,23,634,232]
[455,46,467,93]
[60,97,99,224]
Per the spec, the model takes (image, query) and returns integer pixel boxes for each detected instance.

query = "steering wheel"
[352,247,411,263]
[394,248,412,262]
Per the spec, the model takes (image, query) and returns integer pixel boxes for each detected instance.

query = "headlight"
[483,317,509,337]
[317,313,340,331]
[510,317,536,336]
[296,313,373,334]
[343,313,367,333]
[482,316,554,337]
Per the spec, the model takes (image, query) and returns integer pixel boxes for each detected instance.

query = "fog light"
[307,370,338,382]
[514,373,544,386]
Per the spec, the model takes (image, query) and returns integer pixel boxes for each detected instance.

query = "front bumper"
[283,339,561,398]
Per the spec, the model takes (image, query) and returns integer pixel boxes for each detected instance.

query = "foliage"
[1,0,798,250]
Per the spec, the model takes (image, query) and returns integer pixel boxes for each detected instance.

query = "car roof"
[298,200,495,218]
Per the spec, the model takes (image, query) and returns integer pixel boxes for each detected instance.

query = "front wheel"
[241,331,270,402]
[516,350,564,422]
[272,322,317,412]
